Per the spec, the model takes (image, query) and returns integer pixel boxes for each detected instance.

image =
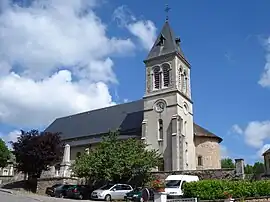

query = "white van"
[164,174,199,197]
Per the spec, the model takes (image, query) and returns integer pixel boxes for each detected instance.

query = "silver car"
[91,183,133,201]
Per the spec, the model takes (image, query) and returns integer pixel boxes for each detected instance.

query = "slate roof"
[45,99,222,143]
[145,21,186,62]
[263,148,270,156]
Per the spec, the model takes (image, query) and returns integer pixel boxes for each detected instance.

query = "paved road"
[0,189,94,202]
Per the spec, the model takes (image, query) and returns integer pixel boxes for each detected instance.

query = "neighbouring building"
[45,18,223,173]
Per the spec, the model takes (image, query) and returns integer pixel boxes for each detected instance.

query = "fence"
[167,198,198,202]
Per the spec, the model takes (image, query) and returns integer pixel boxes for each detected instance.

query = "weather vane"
[165,4,171,21]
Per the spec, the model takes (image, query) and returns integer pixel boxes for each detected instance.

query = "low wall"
[152,169,236,180]
[36,177,79,195]
[200,196,270,201]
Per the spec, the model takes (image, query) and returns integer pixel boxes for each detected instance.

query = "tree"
[244,164,254,174]
[221,158,235,169]
[11,130,64,178]
[253,162,265,174]
[0,138,10,168]
[72,131,161,184]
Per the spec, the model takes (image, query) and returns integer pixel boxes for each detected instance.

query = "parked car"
[164,174,199,198]
[54,184,74,198]
[66,185,93,200]
[45,184,62,197]
[125,187,154,202]
[91,183,133,201]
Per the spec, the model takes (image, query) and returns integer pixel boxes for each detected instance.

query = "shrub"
[183,180,270,200]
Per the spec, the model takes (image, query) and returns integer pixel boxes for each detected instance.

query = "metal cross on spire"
[165,4,171,21]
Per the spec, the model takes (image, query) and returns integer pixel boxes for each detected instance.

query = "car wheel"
[78,194,83,200]
[105,194,111,201]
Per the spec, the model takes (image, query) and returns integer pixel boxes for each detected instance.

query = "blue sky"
[0,0,270,164]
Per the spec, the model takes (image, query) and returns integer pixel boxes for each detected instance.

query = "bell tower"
[141,19,196,171]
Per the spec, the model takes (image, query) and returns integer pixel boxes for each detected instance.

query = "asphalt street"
[0,189,95,202]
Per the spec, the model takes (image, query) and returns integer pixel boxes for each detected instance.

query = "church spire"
[144,12,188,65]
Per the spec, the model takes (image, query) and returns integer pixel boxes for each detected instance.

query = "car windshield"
[52,184,61,188]
[165,180,181,188]
[99,184,114,190]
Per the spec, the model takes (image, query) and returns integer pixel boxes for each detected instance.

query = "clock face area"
[153,99,166,113]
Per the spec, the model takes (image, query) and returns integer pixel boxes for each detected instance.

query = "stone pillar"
[60,144,71,177]
[9,165,14,176]
[235,158,245,179]
[171,115,180,171]
[178,117,184,170]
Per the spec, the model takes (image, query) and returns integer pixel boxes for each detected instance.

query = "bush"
[183,180,270,200]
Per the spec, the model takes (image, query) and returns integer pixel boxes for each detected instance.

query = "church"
[45,19,223,172]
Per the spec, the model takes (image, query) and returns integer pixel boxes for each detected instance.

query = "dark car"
[54,184,74,198]
[66,185,93,200]
[125,187,154,202]
[45,184,62,197]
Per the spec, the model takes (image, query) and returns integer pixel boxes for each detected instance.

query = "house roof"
[45,99,222,143]
[263,148,270,156]
[145,21,187,63]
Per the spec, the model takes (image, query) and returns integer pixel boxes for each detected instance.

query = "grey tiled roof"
[45,99,222,143]
[145,21,186,61]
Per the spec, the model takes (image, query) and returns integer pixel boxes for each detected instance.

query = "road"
[0,189,94,202]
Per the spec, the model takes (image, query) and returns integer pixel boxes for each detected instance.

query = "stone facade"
[152,169,236,180]
[194,136,221,169]
[36,177,78,195]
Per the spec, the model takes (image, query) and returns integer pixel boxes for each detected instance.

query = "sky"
[0,0,270,164]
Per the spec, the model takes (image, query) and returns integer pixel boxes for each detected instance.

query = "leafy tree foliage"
[221,158,235,169]
[72,131,161,184]
[0,138,10,168]
[11,130,64,177]
[245,162,265,174]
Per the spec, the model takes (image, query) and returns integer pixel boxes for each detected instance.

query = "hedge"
[183,180,270,200]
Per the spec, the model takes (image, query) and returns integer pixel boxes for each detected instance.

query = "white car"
[91,183,133,201]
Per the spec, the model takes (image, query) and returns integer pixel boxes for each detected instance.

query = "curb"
[0,188,13,194]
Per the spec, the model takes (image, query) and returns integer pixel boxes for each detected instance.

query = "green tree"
[11,130,64,178]
[221,158,235,169]
[253,162,264,174]
[0,138,10,168]
[72,131,161,184]
[244,164,254,174]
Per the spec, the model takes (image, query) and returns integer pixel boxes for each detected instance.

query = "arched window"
[162,64,170,87]
[178,65,183,89]
[158,119,163,140]
[153,66,161,89]
[158,157,165,171]
[198,156,203,166]
[76,152,81,158]
[182,71,186,93]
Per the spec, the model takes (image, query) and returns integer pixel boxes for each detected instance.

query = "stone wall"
[36,177,79,195]
[152,168,236,180]
[194,137,221,170]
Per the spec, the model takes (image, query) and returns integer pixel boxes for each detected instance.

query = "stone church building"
[45,20,223,172]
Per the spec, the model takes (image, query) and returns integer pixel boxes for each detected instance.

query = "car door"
[120,184,133,199]
[110,184,123,200]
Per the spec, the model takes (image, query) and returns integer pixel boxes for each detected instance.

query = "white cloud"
[259,37,270,87]
[244,121,270,148]
[257,144,270,158]
[113,5,157,51]
[231,121,270,150]
[231,124,243,135]
[221,145,229,158]
[0,130,20,149]
[0,1,149,130]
